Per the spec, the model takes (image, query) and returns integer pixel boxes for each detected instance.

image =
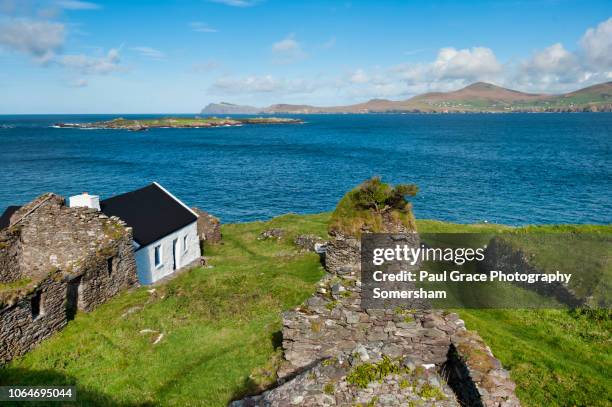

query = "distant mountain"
[202,81,612,114]
[201,102,261,114]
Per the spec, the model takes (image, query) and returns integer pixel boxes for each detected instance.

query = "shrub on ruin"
[329,177,418,237]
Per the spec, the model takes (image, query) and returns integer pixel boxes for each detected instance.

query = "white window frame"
[183,235,189,253]
[154,244,162,268]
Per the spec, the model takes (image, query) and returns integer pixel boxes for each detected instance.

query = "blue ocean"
[0,113,610,225]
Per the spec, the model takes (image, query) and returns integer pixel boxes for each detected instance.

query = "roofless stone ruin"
[232,177,520,407]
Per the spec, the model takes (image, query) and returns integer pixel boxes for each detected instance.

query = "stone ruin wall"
[0,277,68,364]
[233,230,521,407]
[192,207,222,245]
[0,227,22,283]
[0,194,137,365]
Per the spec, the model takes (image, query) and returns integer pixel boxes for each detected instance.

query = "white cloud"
[208,0,259,7]
[60,48,122,75]
[0,18,65,62]
[57,1,101,10]
[272,34,305,63]
[431,47,502,80]
[580,17,612,69]
[190,22,217,33]
[522,43,580,79]
[516,43,583,89]
[524,43,578,73]
[272,34,299,53]
[130,46,165,59]
[509,18,612,93]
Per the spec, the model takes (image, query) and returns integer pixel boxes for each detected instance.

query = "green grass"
[1,212,610,406]
[0,213,328,406]
[459,309,612,407]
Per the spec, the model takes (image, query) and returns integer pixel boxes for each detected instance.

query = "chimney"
[69,193,101,211]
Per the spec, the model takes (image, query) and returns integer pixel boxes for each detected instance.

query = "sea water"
[0,113,610,225]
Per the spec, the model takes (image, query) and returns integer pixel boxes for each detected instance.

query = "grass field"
[1,213,610,406]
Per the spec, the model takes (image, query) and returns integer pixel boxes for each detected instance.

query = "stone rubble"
[294,234,326,253]
[258,228,286,241]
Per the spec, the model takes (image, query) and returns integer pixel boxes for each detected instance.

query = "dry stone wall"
[0,227,22,283]
[324,234,360,276]
[0,277,68,364]
[445,331,518,407]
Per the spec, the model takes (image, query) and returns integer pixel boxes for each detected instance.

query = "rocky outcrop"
[193,207,222,244]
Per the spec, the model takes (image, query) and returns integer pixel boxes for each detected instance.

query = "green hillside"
[1,214,610,406]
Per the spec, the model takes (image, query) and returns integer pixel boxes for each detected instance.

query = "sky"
[0,0,611,113]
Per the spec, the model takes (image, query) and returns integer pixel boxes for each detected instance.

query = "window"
[31,291,44,319]
[107,257,113,276]
[154,244,162,267]
[183,235,189,252]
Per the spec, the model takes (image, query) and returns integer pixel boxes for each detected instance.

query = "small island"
[54,116,303,131]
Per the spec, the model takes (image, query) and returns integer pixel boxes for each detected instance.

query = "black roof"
[0,206,20,230]
[101,183,198,247]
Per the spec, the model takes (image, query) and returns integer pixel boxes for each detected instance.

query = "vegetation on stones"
[323,382,335,394]
[417,383,446,400]
[355,396,379,407]
[329,177,418,237]
[0,278,33,308]
[346,356,405,388]
[310,320,322,333]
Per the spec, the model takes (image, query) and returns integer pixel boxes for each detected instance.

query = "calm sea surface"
[0,114,610,225]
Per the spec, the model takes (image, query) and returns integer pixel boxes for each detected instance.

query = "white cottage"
[70,183,201,284]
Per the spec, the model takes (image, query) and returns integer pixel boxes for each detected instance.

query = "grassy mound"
[329,177,418,237]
